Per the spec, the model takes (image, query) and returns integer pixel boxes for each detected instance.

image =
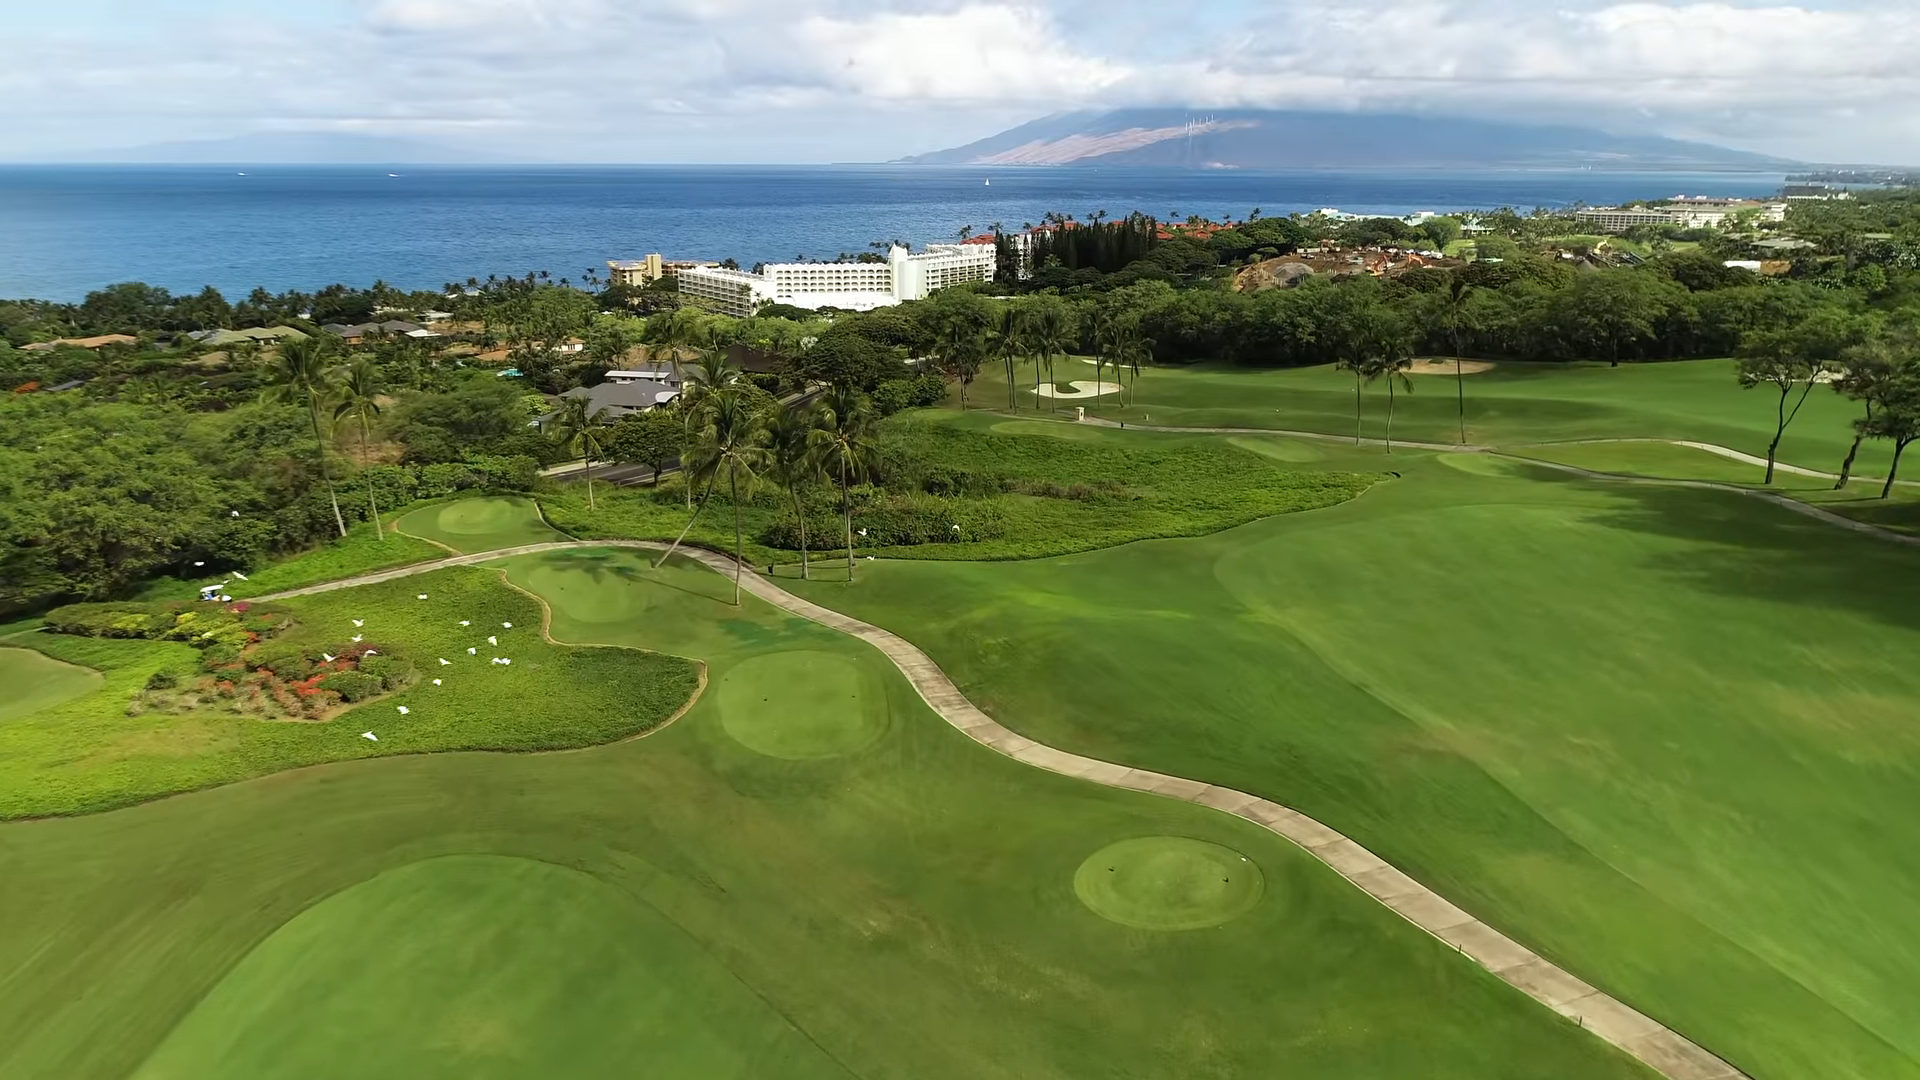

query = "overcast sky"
[6,0,1917,164]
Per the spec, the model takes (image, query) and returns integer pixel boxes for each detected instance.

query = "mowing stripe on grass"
[256,541,1748,1080]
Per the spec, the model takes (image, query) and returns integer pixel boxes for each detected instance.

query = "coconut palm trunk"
[729,469,743,604]
[792,489,811,580]
[1387,378,1398,453]
[309,405,348,538]
[654,472,718,568]
[357,414,382,538]
[841,462,856,582]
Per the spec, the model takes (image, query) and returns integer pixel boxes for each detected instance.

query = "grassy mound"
[791,448,1920,1080]
[716,650,888,760]
[396,496,569,553]
[0,567,700,818]
[0,647,102,723]
[0,545,1646,1080]
[131,855,849,1080]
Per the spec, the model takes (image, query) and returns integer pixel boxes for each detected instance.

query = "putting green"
[1226,435,1325,463]
[717,650,887,759]
[513,550,657,626]
[131,855,848,1080]
[1074,837,1265,931]
[0,646,102,724]
[396,497,568,554]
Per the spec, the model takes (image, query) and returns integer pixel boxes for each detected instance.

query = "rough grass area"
[0,546,1647,1080]
[0,567,700,819]
[542,411,1380,566]
[790,449,1920,1080]
[140,518,447,604]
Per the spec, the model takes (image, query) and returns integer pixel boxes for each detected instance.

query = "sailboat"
[984,178,990,186]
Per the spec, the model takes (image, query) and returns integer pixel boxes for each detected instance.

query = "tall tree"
[934,322,984,409]
[1832,334,1902,489]
[988,305,1027,411]
[1363,353,1416,452]
[264,338,348,538]
[809,385,882,582]
[548,395,612,510]
[656,387,769,603]
[1432,276,1475,443]
[1737,310,1868,484]
[766,400,827,579]
[1866,358,1920,499]
[332,357,387,540]
[1027,303,1073,413]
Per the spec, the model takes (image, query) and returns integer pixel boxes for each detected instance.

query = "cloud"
[5,0,1919,162]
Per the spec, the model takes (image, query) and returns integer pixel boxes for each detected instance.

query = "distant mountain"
[902,109,1796,171]
[54,132,515,165]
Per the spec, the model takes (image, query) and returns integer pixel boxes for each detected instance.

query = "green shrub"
[247,641,314,678]
[145,671,178,691]
[317,671,384,703]
[418,462,479,498]
[358,654,414,691]
[44,602,175,638]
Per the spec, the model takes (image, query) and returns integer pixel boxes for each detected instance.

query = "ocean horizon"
[0,164,1788,303]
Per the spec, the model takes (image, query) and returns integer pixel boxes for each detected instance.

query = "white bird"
[396,705,410,715]
[231,571,248,581]
[431,678,442,686]
[351,634,363,643]
[417,594,428,600]
[458,620,470,627]
[438,658,451,666]
[231,510,241,518]
[498,658,511,666]
[322,653,336,663]
[364,649,378,656]
[487,635,497,645]
[361,731,378,741]
[502,622,512,629]
[352,619,364,627]
[219,595,232,602]
[193,561,205,567]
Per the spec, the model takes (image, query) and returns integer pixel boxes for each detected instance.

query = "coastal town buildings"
[677,243,996,317]
[1574,198,1788,233]
[606,255,720,288]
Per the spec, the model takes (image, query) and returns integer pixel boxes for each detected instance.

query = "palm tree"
[767,400,827,579]
[1028,305,1072,413]
[264,338,348,538]
[332,357,387,540]
[1335,356,1368,446]
[989,306,1027,410]
[809,386,882,582]
[935,322,984,409]
[1436,276,1475,444]
[1363,354,1417,452]
[655,387,770,603]
[1110,320,1152,406]
[549,395,613,510]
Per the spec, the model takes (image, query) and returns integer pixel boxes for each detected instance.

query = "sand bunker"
[1031,381,1123,399]
[1407,358,1495,376]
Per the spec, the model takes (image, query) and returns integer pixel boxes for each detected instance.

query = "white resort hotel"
[677,241,997,317]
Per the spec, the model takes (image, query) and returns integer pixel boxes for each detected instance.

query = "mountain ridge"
[902,109,1797,171]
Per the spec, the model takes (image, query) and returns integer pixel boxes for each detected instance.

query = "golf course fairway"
[0,547,1648,1080]
[0,646,102,724]
[791,440,1920,1080]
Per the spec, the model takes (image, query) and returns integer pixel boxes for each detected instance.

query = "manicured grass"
[975,358,1894,477]
[791,448,1920,1080]
[1507,441,1920,535]
[543,411,1380,566]
[0,547,1647,1080]
[132,855,848,1080]
[395,495,570,553]
[0,568,700,818]
[0,646,103,722]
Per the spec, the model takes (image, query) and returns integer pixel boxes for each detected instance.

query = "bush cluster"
[761,490,1006,550]
[871,374,948,417]
[317,670,385,702]
[45,601,290,645]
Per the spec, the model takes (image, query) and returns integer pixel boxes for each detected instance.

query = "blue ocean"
[0,165,1787,302]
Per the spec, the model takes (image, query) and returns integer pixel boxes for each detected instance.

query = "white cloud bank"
[5,0,1918,162]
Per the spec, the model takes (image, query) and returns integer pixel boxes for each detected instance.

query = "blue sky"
[5,0,1917,163]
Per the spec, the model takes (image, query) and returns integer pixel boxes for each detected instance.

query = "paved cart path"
[261,540,1748,1080]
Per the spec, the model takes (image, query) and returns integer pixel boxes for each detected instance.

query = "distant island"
[902,108,1798,172]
